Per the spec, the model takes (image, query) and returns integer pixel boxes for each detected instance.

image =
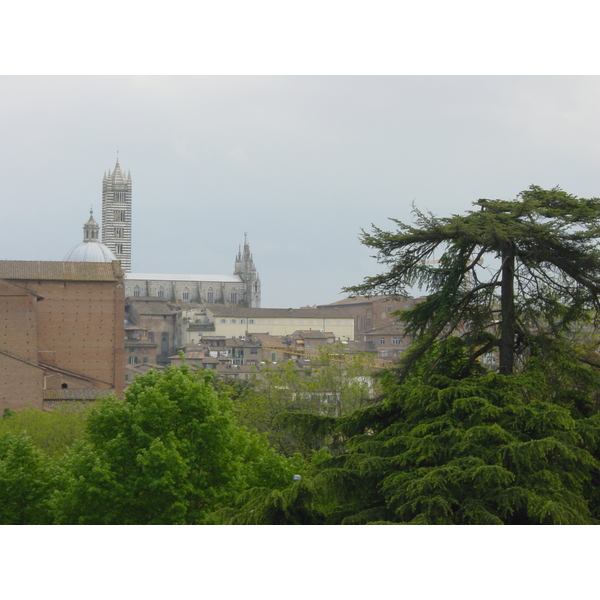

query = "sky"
[2,76,600,307]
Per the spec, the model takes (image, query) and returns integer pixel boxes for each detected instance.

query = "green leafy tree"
[309,344,379,417]
[0,404,90,459]
[0,432,58,524]
[346,186,600,376]
[52,364,296,524]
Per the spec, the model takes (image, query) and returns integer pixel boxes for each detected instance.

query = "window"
[113,210,126,222]
[115,243,124,254]
[148,332,154,342]
[161,332,169,354]
[269,319,274,325]
[143,357,149,364]
[207,289,214,304]
[231,319,237,324]
[114,227,124,238]
[182,288,190,302]
[128,356,139,364]
[380,338,386,345]
[230,292,238,304]
[392,338,404,345]
[240,319,246,324]
[388,305,393,313]
[336,320,341,325]
[133,285,141,297]
[250,348,258,354]
[129,347,136,353]
[279,320,284,325]
[221,319,226,324]
[249,319,254,324]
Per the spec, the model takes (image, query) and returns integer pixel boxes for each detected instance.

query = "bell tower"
[102,157,132,272]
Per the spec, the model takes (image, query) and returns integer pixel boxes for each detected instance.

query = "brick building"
[0,260,125,411]
[317,295,425,338]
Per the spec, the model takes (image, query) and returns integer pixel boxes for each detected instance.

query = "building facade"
[0,260,126,411]
[180,306,355,344]
[125,236,261,308]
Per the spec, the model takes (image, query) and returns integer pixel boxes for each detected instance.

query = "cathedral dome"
[64,209,117,263]
[64,240,117,263]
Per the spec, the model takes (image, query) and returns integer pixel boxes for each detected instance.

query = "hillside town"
[0,159,423,413]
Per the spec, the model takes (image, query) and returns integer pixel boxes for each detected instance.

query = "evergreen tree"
[346,186,600,376]
[259,339,600,524]
[225,186,600,525]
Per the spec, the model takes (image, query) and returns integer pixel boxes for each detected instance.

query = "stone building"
[95,157,261,308]
[102,158,132,272]
[64,209,117,263]
[180,306,356,344]
[125,236,261,308]
[0,260,125,412]
[125,297,181,366]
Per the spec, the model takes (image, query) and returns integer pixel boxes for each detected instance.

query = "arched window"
[207,288,214,304]
[230,292,238,304]
[157,286,165,298]
[134,285,141,297]
[182,287,190,302]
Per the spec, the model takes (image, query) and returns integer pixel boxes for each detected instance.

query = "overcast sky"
[1,76,600,307]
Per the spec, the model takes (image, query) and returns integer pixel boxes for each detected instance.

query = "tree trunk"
[499,246,515,375]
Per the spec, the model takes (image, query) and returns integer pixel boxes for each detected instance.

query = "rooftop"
[126,273,242,283]
[0,260,123,281]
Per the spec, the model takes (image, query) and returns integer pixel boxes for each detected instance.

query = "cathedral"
[66,158,262,308]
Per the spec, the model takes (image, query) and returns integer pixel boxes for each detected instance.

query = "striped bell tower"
[101,157,132,272]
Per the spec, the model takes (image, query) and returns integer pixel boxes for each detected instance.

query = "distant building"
[64,209,117,263]
[102,159,132,272]
[363,322,411,360]
[96,158,261,307]
[180,306,355,344]
[0,260,125,411]
[317,295,425,338]
[125,297,181,366]
[125,236,261,308]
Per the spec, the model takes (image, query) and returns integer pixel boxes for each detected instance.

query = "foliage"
[0,432,58,524]
[237,346,380,455]
[52,364,297,524]
[0,404,90,459]
[345,186,600,376]
[306,341,600,524]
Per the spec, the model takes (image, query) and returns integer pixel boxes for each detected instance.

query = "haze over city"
[2,76,600,307]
